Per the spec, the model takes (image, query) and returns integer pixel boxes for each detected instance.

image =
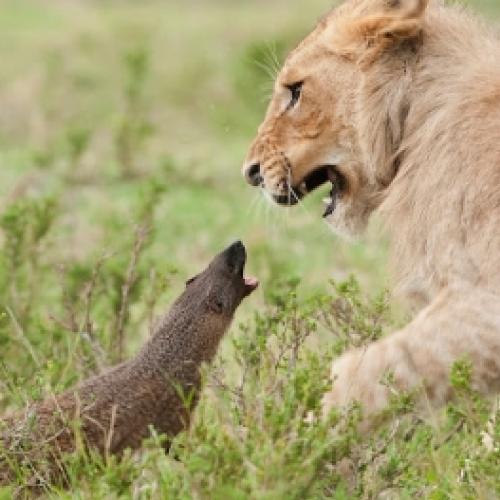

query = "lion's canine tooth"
[299,182,307,194]
[323,197,331,205]
[323,203,334,218]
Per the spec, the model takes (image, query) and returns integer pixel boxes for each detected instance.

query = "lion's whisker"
[265,42,282,78]
[246,190,264,216]
[249,167,341,245]
[286,173,341,242]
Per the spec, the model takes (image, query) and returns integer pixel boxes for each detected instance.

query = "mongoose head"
[183,241,259,319]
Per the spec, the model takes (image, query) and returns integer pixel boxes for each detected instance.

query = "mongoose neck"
[133,301,232,379]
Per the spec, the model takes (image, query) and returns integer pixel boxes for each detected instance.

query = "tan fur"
[244,0,500,422]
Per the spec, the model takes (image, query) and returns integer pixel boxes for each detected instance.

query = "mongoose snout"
[185,240,259,313]
[0,241,258,486]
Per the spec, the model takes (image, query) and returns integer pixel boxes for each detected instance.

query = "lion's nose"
[243,163,263,187]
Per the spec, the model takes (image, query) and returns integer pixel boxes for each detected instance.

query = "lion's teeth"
[323,205,334,218]
[299,182,307,194]
[323,197,332,205]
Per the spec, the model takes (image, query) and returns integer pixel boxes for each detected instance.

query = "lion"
[242,0,500,424]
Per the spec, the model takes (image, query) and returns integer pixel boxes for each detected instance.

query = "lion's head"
[243,0,429,237]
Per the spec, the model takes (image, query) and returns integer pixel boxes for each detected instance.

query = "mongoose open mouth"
[243,275,259,296]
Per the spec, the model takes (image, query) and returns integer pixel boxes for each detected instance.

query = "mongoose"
[0,241,258,485]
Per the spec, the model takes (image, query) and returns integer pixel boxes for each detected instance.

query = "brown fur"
[0,242,256,486]
[243,0,500,423]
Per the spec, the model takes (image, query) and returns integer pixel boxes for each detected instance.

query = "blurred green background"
[0,0,385,309]
[1,0,497,293]
[0,0,497,356]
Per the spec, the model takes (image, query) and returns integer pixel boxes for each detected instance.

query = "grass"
[0,0,499,498]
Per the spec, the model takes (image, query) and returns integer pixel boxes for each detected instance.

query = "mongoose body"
[0,241,258,484]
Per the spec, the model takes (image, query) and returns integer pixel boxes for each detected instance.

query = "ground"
[0,1,499,498]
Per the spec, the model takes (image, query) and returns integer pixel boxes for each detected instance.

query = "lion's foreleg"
[322,286,500,424]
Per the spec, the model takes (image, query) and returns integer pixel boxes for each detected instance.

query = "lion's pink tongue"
[243,276,259,296]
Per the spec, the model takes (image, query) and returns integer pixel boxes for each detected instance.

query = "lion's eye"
[286,81,303,109]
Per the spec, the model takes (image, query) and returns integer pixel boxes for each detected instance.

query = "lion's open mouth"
[271,165,346,217]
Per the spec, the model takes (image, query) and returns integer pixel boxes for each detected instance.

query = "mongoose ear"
[334,0,429,66]
[186,273,200,287]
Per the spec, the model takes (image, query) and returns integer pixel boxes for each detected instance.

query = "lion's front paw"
[321,349,362,419]
[321,344,394,420]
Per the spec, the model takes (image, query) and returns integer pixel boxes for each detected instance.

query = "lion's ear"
[335,0,429,66]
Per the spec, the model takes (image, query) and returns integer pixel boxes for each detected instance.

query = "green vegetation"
[0,1,498,498]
